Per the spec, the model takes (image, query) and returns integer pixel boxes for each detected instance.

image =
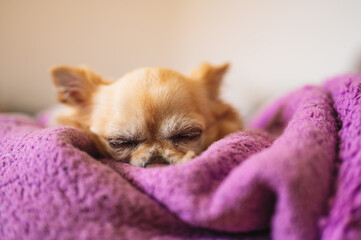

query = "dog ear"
[190,62,229,99]
[51,66,108,106]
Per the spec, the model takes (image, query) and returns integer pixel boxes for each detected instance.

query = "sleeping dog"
[50,63,243,167]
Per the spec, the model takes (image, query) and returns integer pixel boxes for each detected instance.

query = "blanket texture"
[1,74,361,240]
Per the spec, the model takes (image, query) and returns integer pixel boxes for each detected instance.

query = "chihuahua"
[50,63,243,167]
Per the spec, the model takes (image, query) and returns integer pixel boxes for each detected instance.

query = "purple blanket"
[1,74,360,240]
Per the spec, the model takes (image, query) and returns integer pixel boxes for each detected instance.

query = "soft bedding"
[1,74,361,240]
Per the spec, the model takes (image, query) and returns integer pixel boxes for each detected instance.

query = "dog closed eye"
[107,138,143,149]
[169,128,203,142]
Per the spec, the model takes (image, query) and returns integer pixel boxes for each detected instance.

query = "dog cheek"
[108,145,140,163]
[174,140,203,155]
[163,148,185,164]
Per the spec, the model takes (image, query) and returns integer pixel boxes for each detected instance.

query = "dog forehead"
[120,67,186,82]
[110,68,195,111]
[91,67,203,136]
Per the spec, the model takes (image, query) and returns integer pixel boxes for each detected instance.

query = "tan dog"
[50,63,243,167]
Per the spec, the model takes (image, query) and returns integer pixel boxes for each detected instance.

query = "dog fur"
[50,63,243,167]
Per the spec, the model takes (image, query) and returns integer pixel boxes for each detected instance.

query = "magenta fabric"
[1,74,360,240]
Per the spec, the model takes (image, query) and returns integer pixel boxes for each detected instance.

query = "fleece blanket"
[1,74,361,240]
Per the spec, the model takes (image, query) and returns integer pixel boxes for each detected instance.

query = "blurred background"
[1,0,361,119]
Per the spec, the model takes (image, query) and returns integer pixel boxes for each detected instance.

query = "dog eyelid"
[169,127,203,142]
[107,136,146,148]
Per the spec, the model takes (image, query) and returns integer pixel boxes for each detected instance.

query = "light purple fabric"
[0,74,360,240]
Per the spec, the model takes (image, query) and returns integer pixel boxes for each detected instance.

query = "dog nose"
[144,154,169,168]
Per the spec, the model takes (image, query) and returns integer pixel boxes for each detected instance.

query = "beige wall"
[1,0,361,117]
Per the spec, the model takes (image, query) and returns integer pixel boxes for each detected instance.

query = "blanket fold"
[1,74,360,240]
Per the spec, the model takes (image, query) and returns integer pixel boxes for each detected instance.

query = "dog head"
[51,63,242,167]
